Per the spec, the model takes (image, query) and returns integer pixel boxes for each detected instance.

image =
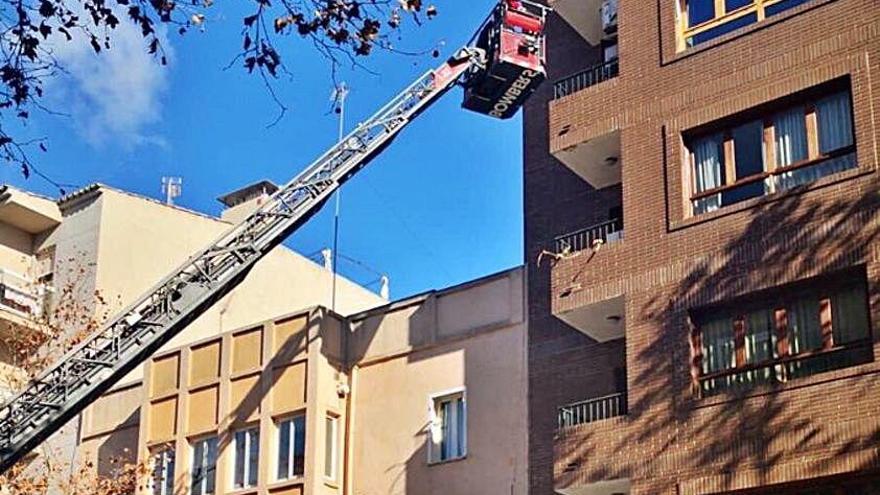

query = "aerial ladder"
[0,0,549,473]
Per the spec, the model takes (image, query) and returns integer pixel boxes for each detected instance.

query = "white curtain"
[786,298,823,378]
[774,106,809,190]
[803,90,860,180]
[700,317,735,394]
[440,398,465,460]
[745,310,773,362]
[788,298,822,354]
[817,91,854,153]
[777,93,857,190]
[692,133,723,214]
[744,309,774,384]
[832,286,868,344]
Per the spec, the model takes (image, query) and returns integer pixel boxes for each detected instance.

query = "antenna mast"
[161,177,183,205]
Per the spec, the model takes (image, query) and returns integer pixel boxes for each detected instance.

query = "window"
[233,427,259,489]
[324,415,338,481]
[692,274,872,397]
[277,415,306,480]
[429,391,466,463]
[191,436,218,495]
[150,447,175,495]
[677,0,812,49]
[688,87,856,216]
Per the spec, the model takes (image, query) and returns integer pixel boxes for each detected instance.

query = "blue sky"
[0,1,524,299]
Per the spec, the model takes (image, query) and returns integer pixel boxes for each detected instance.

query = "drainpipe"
[342,317,357,495]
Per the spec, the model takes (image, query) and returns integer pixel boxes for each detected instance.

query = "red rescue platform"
[463,0,550,119]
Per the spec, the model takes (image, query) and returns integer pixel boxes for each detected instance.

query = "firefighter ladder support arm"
[0,47,480,473]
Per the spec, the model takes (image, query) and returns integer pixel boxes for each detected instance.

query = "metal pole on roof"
[331,83,349,312]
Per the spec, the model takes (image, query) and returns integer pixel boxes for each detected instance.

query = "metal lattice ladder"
[0,48,480,473]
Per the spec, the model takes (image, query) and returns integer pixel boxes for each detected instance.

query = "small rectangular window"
[151,447,175,495]
[430,391,466,463]
[324,415,338,481]
[190,436,218,495]
[277,415,306,480]
[233,427,260,489]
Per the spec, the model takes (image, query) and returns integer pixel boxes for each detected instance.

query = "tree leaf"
[38,0,55,18]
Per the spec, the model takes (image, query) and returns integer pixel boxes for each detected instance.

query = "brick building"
[524,0,880,493]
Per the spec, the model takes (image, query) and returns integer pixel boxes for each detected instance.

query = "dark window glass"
[191,437,218,495]
[687,0,715,26]
[151,449,174,495]
[277,415,306,480]
[721,181,765,205]
[689,12,758,45]
[732,121,765,178]
[725,0,754,10]
[278,420,290,480]
[765,0,811,16]
[816,91,854,154]
[293,415,306,476]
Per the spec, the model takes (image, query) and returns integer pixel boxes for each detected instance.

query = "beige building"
[134,267,528,495]
[0,181,385,474]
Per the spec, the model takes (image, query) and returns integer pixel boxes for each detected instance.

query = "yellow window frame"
[676,0,793,51]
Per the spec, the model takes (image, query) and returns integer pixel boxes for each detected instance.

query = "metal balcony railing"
[553,58,619,100]
[554,218,623,254]
[558,392,627,429]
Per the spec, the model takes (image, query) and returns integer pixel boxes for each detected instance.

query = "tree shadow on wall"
[561,184,880,493]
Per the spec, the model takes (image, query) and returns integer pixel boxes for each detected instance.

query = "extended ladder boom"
[0,47,480,473]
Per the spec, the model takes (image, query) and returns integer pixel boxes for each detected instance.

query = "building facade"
[525,0,880,494]
[0,181,386,477]
[133,268,528,495]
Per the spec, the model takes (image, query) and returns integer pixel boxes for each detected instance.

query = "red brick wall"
[523,0,880,493]
[523,10,628,494]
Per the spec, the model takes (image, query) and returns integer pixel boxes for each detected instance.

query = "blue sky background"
[0,1,524,300]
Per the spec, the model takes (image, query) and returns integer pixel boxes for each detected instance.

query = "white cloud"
[47,15,174,149]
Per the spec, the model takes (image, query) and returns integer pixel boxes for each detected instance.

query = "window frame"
[689,273,873,397]
[190,435,218,495]
[675,0,812,50]
[275,414,306,481]
[686,85,856,216]
[323,414,339,483]
[232,425,260,490]
[428,388,468,464]
[150,445,175,495]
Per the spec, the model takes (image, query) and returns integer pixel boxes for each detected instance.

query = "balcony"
[553,130,621,190]
[555,218,623,255]
[558,392,627,429]
[557,293,624,342]
[0,270,49,319]
[549,0,617,46]
[554,59,619,100]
